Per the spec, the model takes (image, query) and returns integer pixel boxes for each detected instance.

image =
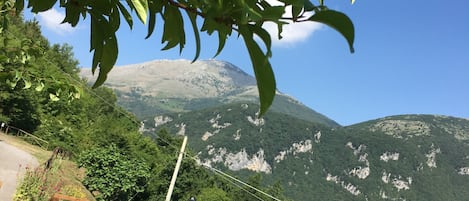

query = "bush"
[78,144,150,201]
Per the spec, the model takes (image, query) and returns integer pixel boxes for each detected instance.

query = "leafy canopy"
[2,0,355,116]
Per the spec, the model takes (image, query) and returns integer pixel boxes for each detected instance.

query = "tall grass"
[13,156,65,201]
[13,153,87,201]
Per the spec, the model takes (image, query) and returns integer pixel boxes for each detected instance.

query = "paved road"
[0,141,39,201]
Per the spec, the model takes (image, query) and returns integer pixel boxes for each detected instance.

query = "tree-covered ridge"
[151,103,469,201]
[0,14,290,200]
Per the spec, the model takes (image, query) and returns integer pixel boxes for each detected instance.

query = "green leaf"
[201,18,232,57]
[6,79,17,88]
[303,0,315,11]
[15,0,24,13]
[35,82,45,92]
[145,12,156,39]
[250,25,272,57]
[244,5,262,23]
[101,35,118,71]
[90,15,105,74]
[292,5,302,20]
[309,10,355,53]
[92,46,103,74]
[130,0,148,24]
[89,11,118,88]
[145,0,163,39]
[262,6,285,21]
[73,91,81,99]
[15,71,22,80]
[22,79,31,89]
[63,3,82,27]
[109,6,121,32]
[117,1,133,29]
[186,11,200,62]
[161,5,185,52]
[239,25,276,116]
[215,31,227,57]
[28,0,58,13]
[49,93,60,101]
[92,35,118,88]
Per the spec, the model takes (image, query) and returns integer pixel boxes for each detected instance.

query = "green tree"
[197,187,231,201]
[47,43,80,77]
[78,144,151,201]
[1,0,355,115]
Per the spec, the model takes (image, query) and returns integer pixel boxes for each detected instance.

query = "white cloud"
[263,20,322,47]
[262,0,323,47]
[37,8,74,35]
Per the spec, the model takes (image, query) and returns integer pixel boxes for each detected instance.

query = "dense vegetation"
[148,103,469,201]
[0,13,289,200]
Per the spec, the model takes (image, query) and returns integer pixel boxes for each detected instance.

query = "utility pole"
[165,136,188,201]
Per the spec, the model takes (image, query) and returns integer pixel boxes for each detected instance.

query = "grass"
[0,132,95,201]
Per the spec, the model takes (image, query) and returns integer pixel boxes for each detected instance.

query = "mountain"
[80,59,339,127]
[80,60,469,200]
[155,109,469,201]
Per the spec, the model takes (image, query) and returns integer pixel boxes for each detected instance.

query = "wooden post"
[165,136,188,201]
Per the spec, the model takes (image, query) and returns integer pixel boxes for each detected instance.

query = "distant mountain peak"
[81,59,256,99]
[80,59,339,126]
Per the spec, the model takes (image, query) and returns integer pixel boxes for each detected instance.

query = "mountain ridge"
[149,104,469,201]
[80,59,339,127]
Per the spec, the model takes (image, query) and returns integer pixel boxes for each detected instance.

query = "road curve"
[0,141,39,201]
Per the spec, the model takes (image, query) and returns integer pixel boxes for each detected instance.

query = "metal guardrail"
[0,124,49,150]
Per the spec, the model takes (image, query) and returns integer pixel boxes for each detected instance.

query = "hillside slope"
[80,59,339,127]
[152,107,469,200]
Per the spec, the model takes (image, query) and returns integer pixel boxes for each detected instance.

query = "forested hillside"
[0,12,289,200]
[153,103,469,201]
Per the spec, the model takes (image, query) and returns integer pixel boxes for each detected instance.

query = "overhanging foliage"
[1,0,355,116]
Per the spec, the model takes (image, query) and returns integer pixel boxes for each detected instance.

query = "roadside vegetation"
[1,132,93,201]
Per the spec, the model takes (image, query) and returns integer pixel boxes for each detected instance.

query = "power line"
[210,166,266,201]
[202,163,281,201]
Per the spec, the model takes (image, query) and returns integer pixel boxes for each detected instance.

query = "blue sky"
[26,0,469,126]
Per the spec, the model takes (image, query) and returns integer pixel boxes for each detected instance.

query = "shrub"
[78,144,150,201]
